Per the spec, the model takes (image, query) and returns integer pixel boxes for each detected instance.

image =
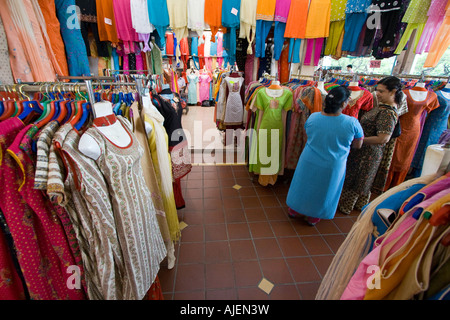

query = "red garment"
[2,123,86,300]
[385,88,440,189]
[166,32,174,55]
[180,38,190,70]
[0,119,27,300]
[342,87,373,118]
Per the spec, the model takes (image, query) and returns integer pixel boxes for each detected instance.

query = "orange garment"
[304,0,331,38]
[37,0,69,76]
[96,0,119,43]
[279,40,290,84]
[256,0,277,21]
[423,3,450,68]
[204,0,226,41]
[0,0,56,82]
[385,87,440,190]
[284,0,309,39]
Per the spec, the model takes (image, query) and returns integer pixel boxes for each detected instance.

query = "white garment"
[167,0,189,40]
[223,76,244,125]
[187,0,206,34]
[203,30,211,57]
[130,0,155,34]
[239,0,257,53]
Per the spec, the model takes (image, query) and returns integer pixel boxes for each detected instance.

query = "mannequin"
[266,80,283,97]
[317,81,327,95]
[348,82,363,100]
[409,82,428,101]
[441,82,450,100]
[79,101,131,160]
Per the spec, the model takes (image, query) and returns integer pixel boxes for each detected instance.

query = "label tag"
[231,7,238,15]
[104,17,112,26]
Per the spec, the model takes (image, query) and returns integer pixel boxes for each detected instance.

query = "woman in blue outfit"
[286,86,364,226]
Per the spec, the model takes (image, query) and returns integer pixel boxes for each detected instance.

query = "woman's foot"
[305,216,320,226]
[288,208,303,219]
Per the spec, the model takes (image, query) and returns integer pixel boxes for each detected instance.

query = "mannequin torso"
[409,82,428,102]
[79,101,131,160]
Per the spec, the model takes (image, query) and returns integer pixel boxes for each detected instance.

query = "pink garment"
[303,38,324,66]
[341,214,417,300]
[5,123,86,300]
[0,118,27,300]
[416,0,448,54]
[216,32,223,57]
[274,0,292,23]
[199,73,212,102]
[113,0,139,43]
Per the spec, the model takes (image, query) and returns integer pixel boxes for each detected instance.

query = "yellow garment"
[364,218,432,300]
[167,0,189,41]
[330,0,347,22]
[305,0,331,38]
[130,102,172,244]
[424,5,450,67]
[256,0,276,21]
[144,114,181,242]
[324,21,345,58]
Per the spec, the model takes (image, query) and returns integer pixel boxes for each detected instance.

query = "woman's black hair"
[324,86,350,114]
[377,76,403,105]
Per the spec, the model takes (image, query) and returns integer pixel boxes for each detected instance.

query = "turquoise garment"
[187,74,198,104]
[221,0,241,65]
[55,0,90,77]
[191,37,199,69]
[411,91,450,177]
[286,113,364,220]
[147,0,169,48]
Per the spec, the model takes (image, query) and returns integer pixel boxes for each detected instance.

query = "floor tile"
[233,260,263,287]
[160,161,360,300]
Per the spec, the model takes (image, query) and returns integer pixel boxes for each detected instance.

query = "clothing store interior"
[0,0,449,303]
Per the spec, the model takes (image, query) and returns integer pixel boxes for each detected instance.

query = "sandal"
[305,216,320,226]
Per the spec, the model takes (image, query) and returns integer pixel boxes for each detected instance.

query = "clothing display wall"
[1,0,449,85]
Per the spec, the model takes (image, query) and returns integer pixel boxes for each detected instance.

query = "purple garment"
[439,129,450,145]
[274,0,292,23]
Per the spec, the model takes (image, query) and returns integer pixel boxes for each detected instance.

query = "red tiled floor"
[158,162,360,300]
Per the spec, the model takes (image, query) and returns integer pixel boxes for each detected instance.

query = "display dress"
[385,87,440,189]
[84,116,167,300]
[249,87,293,186]
[223,75,245,125]
[286,112,363,220]
[187,73,199,104]
[339,104,398,215]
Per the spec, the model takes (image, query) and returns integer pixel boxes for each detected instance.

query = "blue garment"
[411,91,450,177]
[342,12,368,52]
[221,0,241,65]
[147,0,169,48]
[55,0,90,77]
[368,183,426,247]
[191,37,199,69]
[289,38,301,63]
[273,21,286,61]
[286,113,364,219]
[210,36,218,56]
[255,20,273,58]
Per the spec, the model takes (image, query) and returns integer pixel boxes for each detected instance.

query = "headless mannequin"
[79,101,131,160]
[266,80,283,97]
[441,82,450,100]
[409,82,428,101]
[348,82,362,100]
[142,93,157,135]
[317,81,327,95]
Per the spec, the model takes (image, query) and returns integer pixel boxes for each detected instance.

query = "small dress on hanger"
[223,75,245,125]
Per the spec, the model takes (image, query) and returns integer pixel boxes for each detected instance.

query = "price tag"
[231,7,238,15]
[104,17,112,26]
